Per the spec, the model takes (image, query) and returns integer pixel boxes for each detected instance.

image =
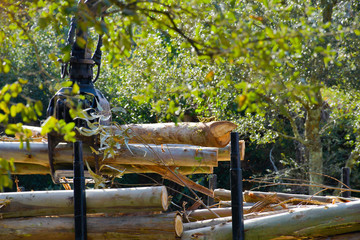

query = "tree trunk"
[305,105,324,195]
[0,142,218,167]
[181,200,360,240]
[0,186,168,218]
[0,212,183,240]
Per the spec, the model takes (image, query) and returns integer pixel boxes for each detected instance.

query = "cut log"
[213,188,232,201]
[217,140,245,161]
[243,190,351,203]
[23,121,237,147]
[0,142,218,167]
[10,162,213,175]
[0,186,168,218]
[184,208,233,222]
[111,121,237,147]
[213,189,352,203]
[183,216,232,231]
[181,200,360,240]
[0,212,183,240]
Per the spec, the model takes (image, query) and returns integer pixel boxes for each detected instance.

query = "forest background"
[0,0,360,199]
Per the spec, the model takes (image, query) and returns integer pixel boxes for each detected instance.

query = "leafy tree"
[1,0,360,195]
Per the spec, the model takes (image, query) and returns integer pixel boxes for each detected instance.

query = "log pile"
[181,189,360,240]
[0,121,238,239]
[2,121,241,177]
[0,186,183,239]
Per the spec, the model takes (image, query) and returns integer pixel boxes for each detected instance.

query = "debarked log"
[0,186,168,218]
[181,200,360,240]
[0,212,183,240]
[9,162,213,175]
[183,216,232,231]
[213,189,352,203]
[0,141,218,167]
[184,208,233,222]
[109,121,237,148]
[243,190,352,204]
[23,121,237,148]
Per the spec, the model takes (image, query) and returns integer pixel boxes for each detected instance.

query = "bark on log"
[213,189,351,203]
[110,121,237,147]
[183,216,232,231]
[181,200,360,240]
[10,162,213,175]
[213,188,231,201]
[184,208,233,222]
[23,121,237,147]
[0,186,168,218]
[0,142,218,167]
[244,190,351,203]
[217,140,245,161]
[0,212,183,240]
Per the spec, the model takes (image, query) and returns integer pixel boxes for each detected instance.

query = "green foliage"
[1,0,360,193]
[0,158,15,191]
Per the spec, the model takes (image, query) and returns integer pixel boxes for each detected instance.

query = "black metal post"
[341,167,351,198]
[207,174,217,206]
[231,132,245,240]
[74,141,87,240]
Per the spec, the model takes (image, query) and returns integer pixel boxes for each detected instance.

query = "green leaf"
[10,105,17,117]
[34,101,43,116]
[71,83,80,95]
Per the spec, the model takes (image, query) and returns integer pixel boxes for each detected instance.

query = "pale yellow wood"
[181,200,360,240]
[0,186,168,218]
[0,142,218,167]
[0,212,183,239]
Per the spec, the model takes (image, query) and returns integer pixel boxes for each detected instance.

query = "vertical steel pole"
[341,167,351,198]
[231,132,245,240]
[74,141,87,240]
[208,174,217,206]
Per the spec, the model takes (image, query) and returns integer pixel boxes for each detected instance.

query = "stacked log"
[0,212,183,240]
[181,189,360,239]
[0,121,240,239]
[214,189,352,203]
[0,186,168,218]
[22,121,237,148]
[2,121,241,178]
[0,186,184,239]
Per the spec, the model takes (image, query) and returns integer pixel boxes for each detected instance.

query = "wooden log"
[23,121,237,147]
[111,121,237,147]
[0,142,218,167]
[184,208,233,222]
[183,216,232,231]
[0,186,168,218]
[0,212,183,240]
[217,140,245,161]
[213,189,352,203]
[213,188,232,201]
[10,162,213,175]
[243,190,351,203]
[217,201,254,208]
[181,200,360,240]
